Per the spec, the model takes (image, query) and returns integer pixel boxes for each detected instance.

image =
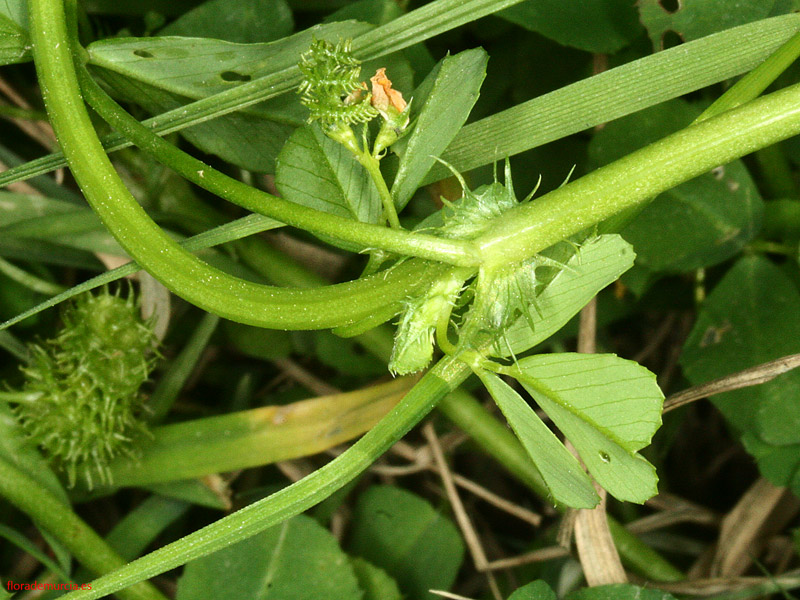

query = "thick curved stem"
[476,79,800,266]
[27,0,454,331]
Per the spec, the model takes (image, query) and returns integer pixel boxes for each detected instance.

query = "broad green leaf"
[567,584,678,600]
[515,353,663,503]
[350,557,403,600]
[509,580,557,600]
[495,234,635,357]
[347,485,465,600]
[88,22,409,172]
[0,13,28,65]
[500,0,642,53]
[159,0,293,43]
[176,515,361,600]
[479,371,599,508]
[391,48,487,210]
[275,124,383,224]
[590,100,762,273]
[741,434,800,498]
[639,0,777,49]
[681,256,800,445]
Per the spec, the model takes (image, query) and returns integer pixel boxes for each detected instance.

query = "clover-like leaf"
[512,353,663,503]
[276,123,383,225]
[494,234,635,357]
[479,371,599,508]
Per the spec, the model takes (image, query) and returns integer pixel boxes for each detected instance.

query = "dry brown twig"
[663,353,800,413]
[423,422,503,600]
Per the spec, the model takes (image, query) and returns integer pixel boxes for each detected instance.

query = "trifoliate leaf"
[479,370,599,508]
[512,353,663,503]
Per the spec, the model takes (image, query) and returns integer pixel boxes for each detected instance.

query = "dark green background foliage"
[2,0,800,599]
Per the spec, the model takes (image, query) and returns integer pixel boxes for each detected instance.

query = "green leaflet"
[494,234,635,357]
[511,353,663,504]
[479,371,599,508]
[347,485,465,600]
[390,48,487,210]
[176,516,362,600]
[276,124,383,225]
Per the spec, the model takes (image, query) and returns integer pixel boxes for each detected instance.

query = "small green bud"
[389,271,465,375]
[369,68,411,157]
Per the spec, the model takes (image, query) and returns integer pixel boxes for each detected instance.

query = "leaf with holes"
[511,353,663,503]
[275,124,383,225]
[176,515,361,600]
[638,0,780,49]
[479,370,599,508]
[86,21,411,172]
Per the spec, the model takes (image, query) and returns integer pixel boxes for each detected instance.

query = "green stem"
[77,69,476,266]
[356,150,402,229]
[56,355,471,600]
[476,80,800,267]
[0,456,167,600]
[697,30,800,122]
[0,256,66,296]
[28,0,456,331]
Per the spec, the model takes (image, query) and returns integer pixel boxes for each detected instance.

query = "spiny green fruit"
[389,161,579,373]
[297,38,378,127]
[13,289,158,489]
[389,272,466,375]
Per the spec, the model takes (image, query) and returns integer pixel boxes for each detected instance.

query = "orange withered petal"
[370,67,407,114]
